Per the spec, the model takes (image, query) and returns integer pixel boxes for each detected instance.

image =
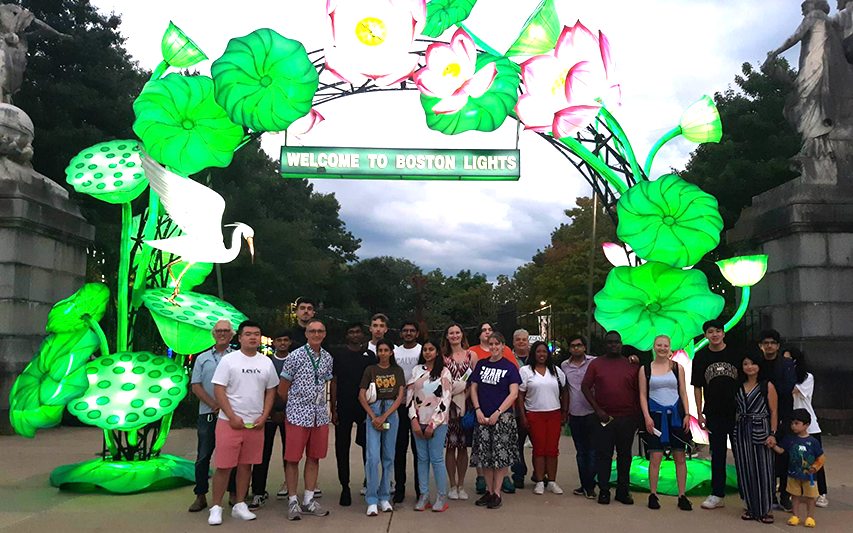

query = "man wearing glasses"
[189,320,237,513]
[393,320,422,503]
[758,329,797,512]
[279,319,333,521]
[560,335,598,499]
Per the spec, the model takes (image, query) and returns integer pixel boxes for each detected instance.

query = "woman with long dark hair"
[441,323,475,500]
[732,354,779,523]
[407,339,453,511]
[518,341,568,495]
[784,347,828,507]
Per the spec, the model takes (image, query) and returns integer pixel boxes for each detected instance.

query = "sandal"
[760,514,775,524]
[742,513,755,521]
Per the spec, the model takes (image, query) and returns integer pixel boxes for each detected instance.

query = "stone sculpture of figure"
[0,4,69,105]
[765,0,853,183]
[834,0,853,63]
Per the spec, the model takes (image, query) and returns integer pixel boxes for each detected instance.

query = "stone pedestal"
[0,161,94,433]
[728,178,853,434]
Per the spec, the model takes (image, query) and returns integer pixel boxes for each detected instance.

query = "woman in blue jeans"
[359,339,405,516]
[407,340,453,512]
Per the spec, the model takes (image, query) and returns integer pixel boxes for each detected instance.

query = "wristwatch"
[769,430,777,438]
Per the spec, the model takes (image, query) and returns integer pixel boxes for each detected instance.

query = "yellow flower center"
[355,17,387,46]
[442,62,462,77]
[551,68,570,97]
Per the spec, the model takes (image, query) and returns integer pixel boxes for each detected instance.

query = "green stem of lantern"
[644,126,682,178]
[150,60,169,82]
[130,190,161,312]
[458,23,504,58]
[599,107,644,182]
[117,202,132,352]
[692,285,752,354]
[104,429,118,458]
[151,412,173,455]
[83,315,110,358]
[127,427,139,447]
[558,135,629,194]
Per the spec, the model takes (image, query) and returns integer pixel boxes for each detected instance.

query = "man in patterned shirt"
[278,318,333,521]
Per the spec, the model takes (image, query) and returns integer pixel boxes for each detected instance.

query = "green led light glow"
[620,457,738,496]
[211,29,318,133]
[420,53,520,134]
[716,255,769,287]
[64,141,148,204]
[68,352,188,430]
[46,283,110,334]
[617,174,723,268]
[133,73,244,176]
[161,22,207,69]
[142,289,247,354]
[680,94,723,143]
[505,0,561,57]
[50,454,195,493]
[422,0,478,38]
[594,261,725,351]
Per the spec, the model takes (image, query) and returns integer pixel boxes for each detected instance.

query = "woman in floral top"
[441,323,476,500]
[408,339,453,512]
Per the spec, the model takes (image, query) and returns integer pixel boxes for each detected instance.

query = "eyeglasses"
[760,340,779,346]
[570,343,585,348]
[214,329,233,334]
[307,329,326,334]
[401,328,417,333]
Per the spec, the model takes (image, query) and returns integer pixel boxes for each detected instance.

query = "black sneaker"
[648,493,660,510]
[487,493,502,509]
[585,489,597,500]
[572,487,586,496]
[780,496,792,513]
[598,490,611,505]
[248,491,269,510]
[475,491,492,506]
[615,490,634,505]
[339,486,352,507]
[392,491,405,504]
[678,495,693,511]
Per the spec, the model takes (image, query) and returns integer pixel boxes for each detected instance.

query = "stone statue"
[765,0,853,184]
[834,0,853,63]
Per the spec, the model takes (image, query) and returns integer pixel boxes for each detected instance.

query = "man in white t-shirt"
[207,321,279,526]
[394,320,422,502]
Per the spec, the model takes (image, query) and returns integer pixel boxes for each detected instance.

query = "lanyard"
[305,345,321,386]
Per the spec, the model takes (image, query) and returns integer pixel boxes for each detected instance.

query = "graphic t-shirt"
[470,357,522,417]
[211,351,279,423]
[360,364,406,401]
[581,355,639,418]
[470,345,519,367]
[394,344,421,383]
[779,435,825,480]
[691,345,740,416]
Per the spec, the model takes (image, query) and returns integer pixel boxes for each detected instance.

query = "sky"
[91,0,808,279]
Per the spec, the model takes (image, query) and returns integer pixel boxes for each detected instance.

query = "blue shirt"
[190,346,233,415]
[780,435,825,480]
[281,344,333,427]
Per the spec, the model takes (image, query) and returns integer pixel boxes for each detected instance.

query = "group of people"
[186,300,828,528]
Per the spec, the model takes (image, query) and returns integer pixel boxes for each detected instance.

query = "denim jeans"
[569,413,597,492]
[365,400,399,505]
[413,424,449,497]
[195,413,236,495]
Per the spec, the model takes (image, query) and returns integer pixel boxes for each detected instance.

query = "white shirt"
[519,365,566,412]
[211,350,279,423]
[793,373,822,434]
[395,344,421,382]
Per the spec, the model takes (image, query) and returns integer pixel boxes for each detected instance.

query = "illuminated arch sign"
[280,146,520,180]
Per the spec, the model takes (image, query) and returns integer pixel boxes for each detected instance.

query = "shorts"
[527,410,562,458]
[641,411,691,451]
[284,421,329,462]
[213,418,265,468]
[787,477,819,498]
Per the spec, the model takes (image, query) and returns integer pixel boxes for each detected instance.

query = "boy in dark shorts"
[771,409,826,528]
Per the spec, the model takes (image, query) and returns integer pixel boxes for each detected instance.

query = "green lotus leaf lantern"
[161,21,207,69]
[680,95,722,143]
[716,255,769,287]
[420,54,520,134]
[423,0,478,38]
[211,29,318,133]
[65,141,147,204]
[50,454,195,493]
[9,330,101,438]
[594,261,725,351]
[505,0,561,57]
[46,283,110,334]
[133,73,244,176]
[617,174,724,268]
[141,289,247,354]
[68,352,188,431]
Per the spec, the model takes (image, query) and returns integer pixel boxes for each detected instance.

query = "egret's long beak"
[247,236,255,264]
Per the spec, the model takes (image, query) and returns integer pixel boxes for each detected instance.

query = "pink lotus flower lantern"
[413,28,497,114]
[515,21,620,138]
[325,0,426,87]
[287,109,325,138]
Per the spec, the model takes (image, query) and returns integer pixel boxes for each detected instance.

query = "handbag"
[365,367,377,404]
[461,410,476,429]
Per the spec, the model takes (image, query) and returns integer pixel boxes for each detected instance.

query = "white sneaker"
[231,502,257,521]
[276,482,288,499]
[366,504,378,516]
[816,494,829,508]
[208,505,223,526]
[447,487,458,500]
[701,495,724,509]
[359,486,368,496]
[547,481,564,495]
[457,488,469,500]
[379,500,393,512]
[533,481,545,495]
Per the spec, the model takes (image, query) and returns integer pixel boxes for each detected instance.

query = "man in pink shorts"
[278,318,333,521]
[207,320,279,526]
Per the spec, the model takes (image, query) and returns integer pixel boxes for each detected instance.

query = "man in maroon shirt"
[581,331,639,506]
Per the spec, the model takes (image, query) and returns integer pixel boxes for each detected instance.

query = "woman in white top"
[784,347,828,507]
[518,341,568,495]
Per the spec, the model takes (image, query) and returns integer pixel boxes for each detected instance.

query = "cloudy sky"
[92,0,808,278]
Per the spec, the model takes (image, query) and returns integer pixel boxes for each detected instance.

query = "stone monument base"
[0,161,94,434]
[728,178,853,434]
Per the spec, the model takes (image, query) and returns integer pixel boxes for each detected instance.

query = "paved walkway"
[1,427,851,532]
